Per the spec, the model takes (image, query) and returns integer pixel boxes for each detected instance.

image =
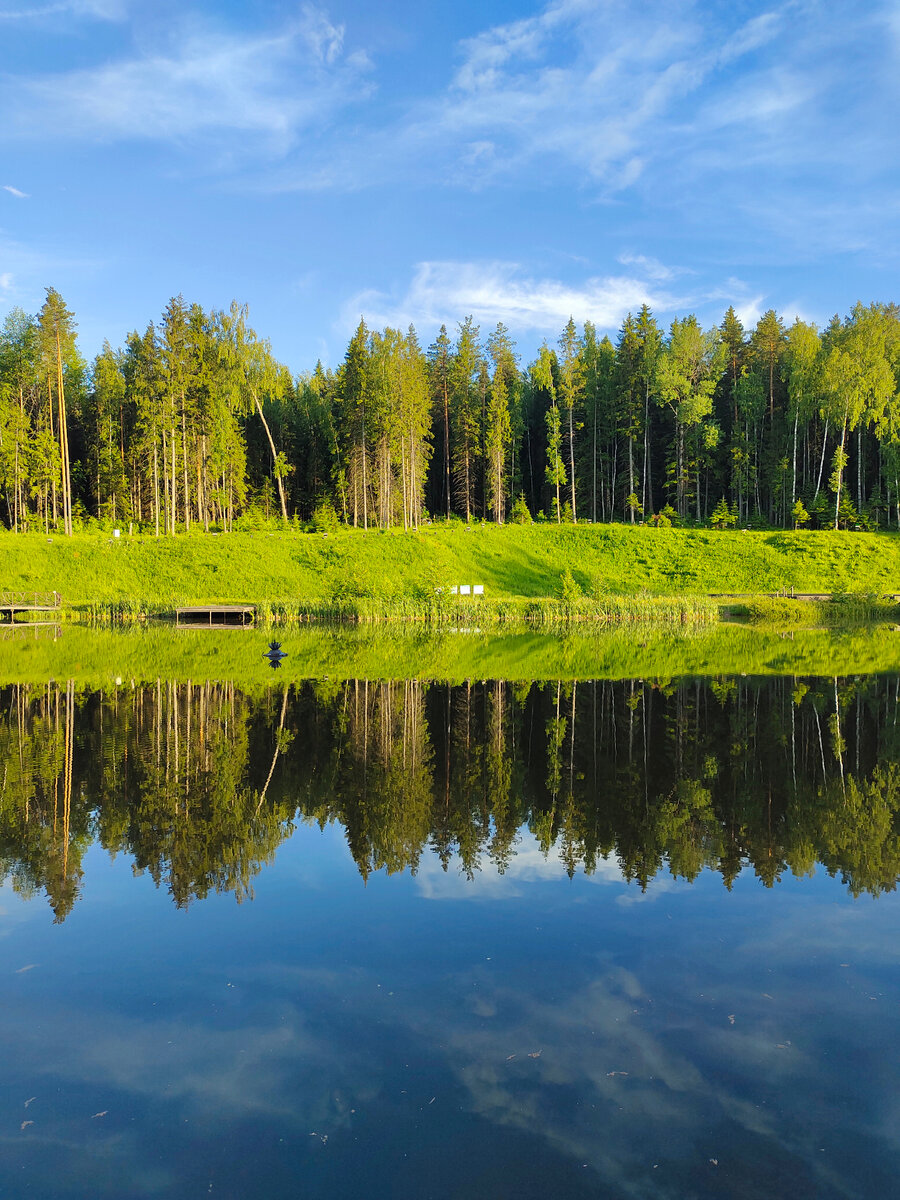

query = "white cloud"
[343,260,684,337]
[1,6,371,159]
[415,839,628,900]
[300,2,345,66]
[0,273,13,290]
[387,0,788,190]
[616,253,679,282]
[0,0,128,19]
[717,11,783,65]
[2,184,29,198]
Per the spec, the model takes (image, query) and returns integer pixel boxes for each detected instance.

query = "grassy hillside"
[2,524,900,610]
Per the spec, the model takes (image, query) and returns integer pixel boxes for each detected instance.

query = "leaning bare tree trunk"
[252,388,288,522]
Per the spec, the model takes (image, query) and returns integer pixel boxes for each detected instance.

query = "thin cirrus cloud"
[2,184,29,197]
[327,0,791,195]
[0,0,129,19]
[359,0,892,239]
[1,5,370,155]
[2,0,894,211]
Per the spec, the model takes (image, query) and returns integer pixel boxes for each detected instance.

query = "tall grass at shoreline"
[79,593,717,627]
[732,594,900,625]
[72,591,897,629]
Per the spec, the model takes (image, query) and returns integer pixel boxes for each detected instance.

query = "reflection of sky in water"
[0,823,898,1199]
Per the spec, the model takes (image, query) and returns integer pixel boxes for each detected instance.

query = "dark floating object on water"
[264,640,287,670]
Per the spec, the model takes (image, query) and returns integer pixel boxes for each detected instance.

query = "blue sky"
[1,0,898,370]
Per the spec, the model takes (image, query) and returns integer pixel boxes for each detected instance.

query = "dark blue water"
[0,677,898,1198]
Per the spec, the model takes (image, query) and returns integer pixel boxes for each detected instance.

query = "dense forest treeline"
[2,675,899,919]
[2,291,900,535]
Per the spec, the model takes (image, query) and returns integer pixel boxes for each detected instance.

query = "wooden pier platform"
[0,590,61,621]
[176,605,255,627]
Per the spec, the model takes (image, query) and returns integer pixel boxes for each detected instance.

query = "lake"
[0,649,898,1198]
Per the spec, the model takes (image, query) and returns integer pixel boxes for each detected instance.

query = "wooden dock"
[175,605,255,627]
[0,590,61,621]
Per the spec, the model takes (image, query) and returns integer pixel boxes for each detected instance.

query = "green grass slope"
[1,524,900,608]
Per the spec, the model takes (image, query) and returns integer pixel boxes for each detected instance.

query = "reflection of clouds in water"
[0,973,381,1145]
[415,838,629,900]
[613,874,684,906]
[2,909,895,1197]
[398,969,719,1190]
[739,895,898,964]
[0,883,51,934]
[414,834,692,905]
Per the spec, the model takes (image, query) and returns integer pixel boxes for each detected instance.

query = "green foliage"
[625,492,643,519]
[509,493,532,524]
[738,593,898,626]
[792,499,810,528]
[560,568,582,605]
[709,497,735,529]
[311,500,340,532]
[6,293,900,541]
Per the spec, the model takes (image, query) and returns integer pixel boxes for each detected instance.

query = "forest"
[1,290,900,536]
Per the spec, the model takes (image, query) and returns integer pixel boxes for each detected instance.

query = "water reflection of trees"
[1,676,899,918]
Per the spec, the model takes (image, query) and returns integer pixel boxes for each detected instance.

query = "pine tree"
[38,288,79,535]
[449,317,483,522]
[337,319,371,528]
[557,317,584,522]
[485,323,518,523]
[427,325,452,519]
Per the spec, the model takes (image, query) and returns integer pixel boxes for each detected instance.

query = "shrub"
[709,498,736,529]
[560,568,582,606]
[509,494,532,524]
[791,499,810,529]
[649,507,673,528]
[311,500,341,533]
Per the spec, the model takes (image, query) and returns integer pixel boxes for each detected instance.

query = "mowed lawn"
[1,524,899,606]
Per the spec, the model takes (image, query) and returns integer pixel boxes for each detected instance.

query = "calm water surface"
[0,675,898,1198]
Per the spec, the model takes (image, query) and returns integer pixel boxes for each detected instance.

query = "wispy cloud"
[0,232,99,313]
[250,0,899,272]
[0,0,129,20]
[340,257,774,341]
[1,5,371,161]
[363,0,804,192]
[344,260,684,337]
[2,184,29,198]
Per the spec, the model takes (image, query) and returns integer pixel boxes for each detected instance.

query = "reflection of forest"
[1,675,899,918]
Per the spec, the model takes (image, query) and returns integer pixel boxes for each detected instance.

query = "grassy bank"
[2,623,900,686]
[2,525,900,616]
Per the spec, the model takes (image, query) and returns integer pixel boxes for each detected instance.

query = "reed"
[735,593,900,626]
[285,592,718,628]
